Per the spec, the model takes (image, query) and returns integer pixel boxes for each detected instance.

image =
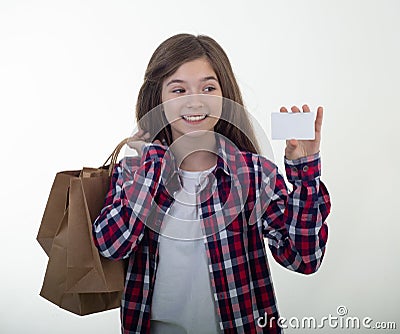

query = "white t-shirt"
[150,166,220,334]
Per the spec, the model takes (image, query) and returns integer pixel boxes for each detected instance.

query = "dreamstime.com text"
[257,306,397,330]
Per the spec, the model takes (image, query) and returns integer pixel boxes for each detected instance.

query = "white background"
[1,0,399,333]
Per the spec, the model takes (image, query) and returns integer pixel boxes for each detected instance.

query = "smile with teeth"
[181,114,208,122]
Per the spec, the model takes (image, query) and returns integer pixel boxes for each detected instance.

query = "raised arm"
[263,152,330,274]
[263,105,330,273]
[92,142,170,260]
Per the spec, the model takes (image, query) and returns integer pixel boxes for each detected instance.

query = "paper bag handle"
[102,138,131,176]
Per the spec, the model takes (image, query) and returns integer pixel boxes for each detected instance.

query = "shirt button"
[291,167,298,173]
[302,165,309,172]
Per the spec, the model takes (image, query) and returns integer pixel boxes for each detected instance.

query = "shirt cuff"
[284,151,321,182]
[140,143,177,181]
[140,143,168,164]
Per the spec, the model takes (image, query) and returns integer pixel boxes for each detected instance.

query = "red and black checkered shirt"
[93,136,331,333]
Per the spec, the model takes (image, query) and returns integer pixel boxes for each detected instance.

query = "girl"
[93,34,331,334]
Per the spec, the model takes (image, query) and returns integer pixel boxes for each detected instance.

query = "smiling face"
[161,58,223,141]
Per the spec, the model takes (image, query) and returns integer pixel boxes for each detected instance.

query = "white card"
[271,112,315,140]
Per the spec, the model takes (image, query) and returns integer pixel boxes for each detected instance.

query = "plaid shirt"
[93,136,330,334]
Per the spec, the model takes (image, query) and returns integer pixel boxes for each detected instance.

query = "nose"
[186,94,204,109]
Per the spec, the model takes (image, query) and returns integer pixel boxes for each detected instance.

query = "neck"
[172,132,218,171]
[179,151,217,171]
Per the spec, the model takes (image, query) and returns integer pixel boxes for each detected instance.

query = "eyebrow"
[166,76,219,86]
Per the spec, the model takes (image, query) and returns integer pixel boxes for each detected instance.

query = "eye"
[204,86,216,93]
[172,88,185,94]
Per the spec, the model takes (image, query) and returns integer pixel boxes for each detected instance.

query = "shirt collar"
[213,134,236,177]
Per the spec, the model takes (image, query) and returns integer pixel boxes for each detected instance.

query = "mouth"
[181,114,208,122]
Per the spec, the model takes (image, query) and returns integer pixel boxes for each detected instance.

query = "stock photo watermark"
[257,306,397,330]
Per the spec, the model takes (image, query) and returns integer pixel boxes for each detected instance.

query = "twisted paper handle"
[102,137,131,176]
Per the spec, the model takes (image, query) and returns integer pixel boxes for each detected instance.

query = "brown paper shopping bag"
[38,138,130,315]
[39,207,123,315]
[37,170,78,257]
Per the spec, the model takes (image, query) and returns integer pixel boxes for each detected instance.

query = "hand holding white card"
[271,112,315,140]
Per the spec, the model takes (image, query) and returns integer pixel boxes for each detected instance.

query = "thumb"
[286,139,298,149]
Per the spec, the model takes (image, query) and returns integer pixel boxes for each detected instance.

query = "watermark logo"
[257,305,397,330]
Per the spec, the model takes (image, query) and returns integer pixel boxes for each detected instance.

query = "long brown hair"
[136,33,260,154]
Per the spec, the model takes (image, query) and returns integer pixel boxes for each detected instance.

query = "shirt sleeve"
[262,152,331,274]
[92,144,168,260]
